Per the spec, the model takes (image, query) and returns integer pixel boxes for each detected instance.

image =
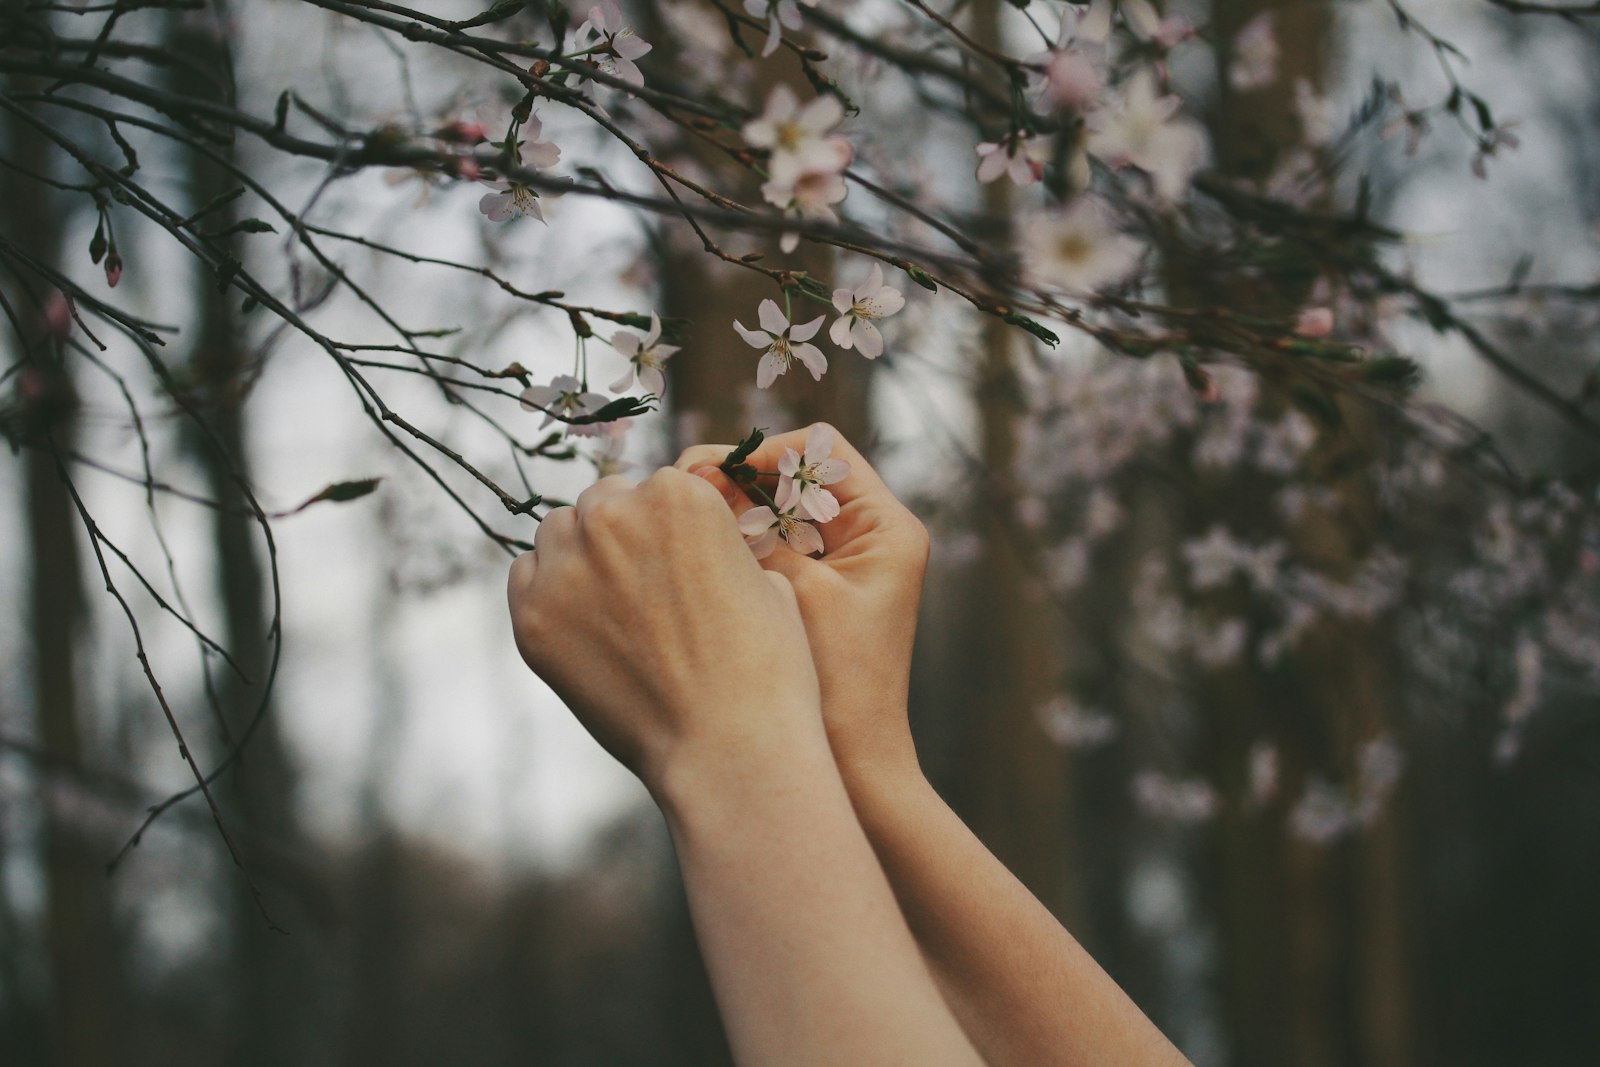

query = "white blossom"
[733,298,827,388]
[828,264,904,358]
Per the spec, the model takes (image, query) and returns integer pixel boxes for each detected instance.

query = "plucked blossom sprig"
[720,426,851,558]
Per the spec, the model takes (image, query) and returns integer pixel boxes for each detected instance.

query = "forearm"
[655,715,985,1067]
[837,744,1191,1067]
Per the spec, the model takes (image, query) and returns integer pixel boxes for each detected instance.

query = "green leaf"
[723,427,766,470]
[451,0,527,30]
[903,264,938,292]
[276,478,383,517]
[1002,313,1060,347]
[1363,356,1422,390]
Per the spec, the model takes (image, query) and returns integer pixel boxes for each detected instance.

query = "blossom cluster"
[733,263,905,389]
[735,424,850,559]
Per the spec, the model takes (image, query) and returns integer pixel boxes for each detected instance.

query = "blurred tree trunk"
[3,51,121,1067]
[939,0,1079,928]
[1202,4,1414,1064]
[164,12,311,1064]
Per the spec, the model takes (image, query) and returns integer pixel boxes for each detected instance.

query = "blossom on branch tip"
[739,505,825,559]
[1025,13,1106,113]
[1087,69,1206,202]
[521,374,607,431]
[609,312,679,395]
[744,85,851,185]
[733,299,827,389]
[829,264,904,358]
[976,134,1050,187]
[478,112,561,223]
[776,423,851,522]
[1228,13,1279,92]
[574,0,652,88]
[764,170,848,253]
[742,0,818,58]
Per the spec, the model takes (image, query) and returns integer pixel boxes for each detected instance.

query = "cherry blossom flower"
[742,0,819,58]
[1295,306,1334,338]
[608,312,678,395]
[1087,69,1207,201]
[733,298,827,389]
[764,169,848,252]
[743,85,851,184]
[478,113,561,223]
[1228,12,1279,92]
[739,505,825,558]
[776,423,851,522]
[976,134,1050,187]
[1036,696,1118,750]
[520,374,607,431]
[1020,196,1142,293]
[828,264,904,358]
[574,1,652,88]
[1025,13,1106,113]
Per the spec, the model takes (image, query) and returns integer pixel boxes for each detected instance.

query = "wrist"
[647,697,835,831]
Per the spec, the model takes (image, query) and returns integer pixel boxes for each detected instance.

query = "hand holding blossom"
[680,425,931,774]
[506,467,820,793]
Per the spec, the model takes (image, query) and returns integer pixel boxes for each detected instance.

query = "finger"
[507,549,538,598]
[533,504,576,558]
[574,473,635,520]
[673,443,736,473]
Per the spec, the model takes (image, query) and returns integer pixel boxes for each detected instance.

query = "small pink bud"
[104,251,123,288]
[455,157,482,181]
[1294,307,1334,338]
[44,291,74,338]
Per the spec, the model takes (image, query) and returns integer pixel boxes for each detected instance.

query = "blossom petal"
[976,147,1009,184]
[776,476,800,512]
[609,368,635,393]
[644,311,662,346]
[852,318,884,359]
[788,313,825,342]
[756,348,784,389]
[804,423,835,464]
[739,505,778,537]
[520,385,558,410]
[611,331,640,357]
[856,263,884,301]
[792,342,828,380]
[757,298,789,336]
[761,14,782,57]
[733,319,770,348]
[748,527,779,559]
[831,287,853,314]
[869,287,905,317]
[800,483,841,523]
[783,518,825,555]
[829,315,854,350]
[779,447,802,477]
[810,457,850,484]
[638,365,666,397]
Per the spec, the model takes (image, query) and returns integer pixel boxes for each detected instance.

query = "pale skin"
[507,434,1190,1065]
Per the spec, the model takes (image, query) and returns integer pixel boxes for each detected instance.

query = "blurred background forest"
[3,0,1600,1065]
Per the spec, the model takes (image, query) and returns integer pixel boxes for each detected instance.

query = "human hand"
[675,426,930,779]
[507,467,823,799]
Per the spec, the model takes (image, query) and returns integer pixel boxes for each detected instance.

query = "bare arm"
[507,467,983,1067]
[679,429,1191,1067]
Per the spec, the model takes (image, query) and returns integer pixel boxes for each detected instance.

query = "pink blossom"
[976,134,1050,187]
[1228,13,1279,92]
[1087,69,1207,201]
[738,505,825,558]
[608,311,678,396]
[574,1,652,88]
[742,0,819,58]
[1295,306,1334,338]
[732,299,827,389]
[776,423,851,522]
[520,374,607,431]
[828,263,904,358]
